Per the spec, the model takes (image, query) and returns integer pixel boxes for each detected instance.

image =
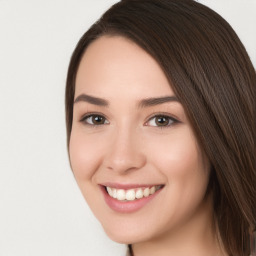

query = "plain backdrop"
[0,1,255,255]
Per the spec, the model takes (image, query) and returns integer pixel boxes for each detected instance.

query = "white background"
[0,1,255,256]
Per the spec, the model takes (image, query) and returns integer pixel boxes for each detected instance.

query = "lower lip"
[100,186,163,213]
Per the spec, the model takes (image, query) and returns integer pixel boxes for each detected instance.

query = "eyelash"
[145,114,179,128]
[80,113,179,128]
[80,113,109,126]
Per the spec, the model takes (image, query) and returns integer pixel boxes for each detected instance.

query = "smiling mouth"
[105,185,164,201]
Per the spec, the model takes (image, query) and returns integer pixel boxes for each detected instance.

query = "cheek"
[148,129,210,208]
[69,129,108,222]
[147,129,204,174]
[69,129,104,181]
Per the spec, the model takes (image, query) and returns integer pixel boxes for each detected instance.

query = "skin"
[69,36,226,256]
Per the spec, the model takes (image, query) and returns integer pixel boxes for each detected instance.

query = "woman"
[65,0,256,255]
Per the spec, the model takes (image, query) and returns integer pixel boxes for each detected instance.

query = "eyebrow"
[74,94,109,107]
[138,96,180,108]
[74,94,180,108]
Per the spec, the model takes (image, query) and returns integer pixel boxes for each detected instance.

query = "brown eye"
[91,115,105,125]
[81,114,109,125]
[155,116,169,126]
[147,115,177,127]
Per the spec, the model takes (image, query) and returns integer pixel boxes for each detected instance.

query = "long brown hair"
[65,0,256,255]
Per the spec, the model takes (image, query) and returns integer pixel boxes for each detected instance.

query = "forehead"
[75,35,174,98]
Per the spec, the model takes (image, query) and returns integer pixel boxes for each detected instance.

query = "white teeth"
[143,187,150,197]
[116,189,126,201]
[106,187,113,197]
[106,185,162,201]
[112,188,117,199]
[135,189,143,199]
[126,189,135,201]
[150,186,156,194]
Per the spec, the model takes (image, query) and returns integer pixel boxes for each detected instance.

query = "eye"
[146,115,177,127]
[80,114,109,125]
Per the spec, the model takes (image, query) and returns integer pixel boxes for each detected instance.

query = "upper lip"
[100,182,164,190]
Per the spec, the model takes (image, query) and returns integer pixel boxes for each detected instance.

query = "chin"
[100,218,161,245]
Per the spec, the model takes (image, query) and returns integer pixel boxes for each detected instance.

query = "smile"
[101,184,164,213]
[106,185,163,201]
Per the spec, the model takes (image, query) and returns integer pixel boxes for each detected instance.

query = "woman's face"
[69,36,211,244]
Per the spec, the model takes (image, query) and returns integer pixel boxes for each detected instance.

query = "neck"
[131,195,227,256]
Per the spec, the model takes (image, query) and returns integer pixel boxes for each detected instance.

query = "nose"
[104,128,146,174]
